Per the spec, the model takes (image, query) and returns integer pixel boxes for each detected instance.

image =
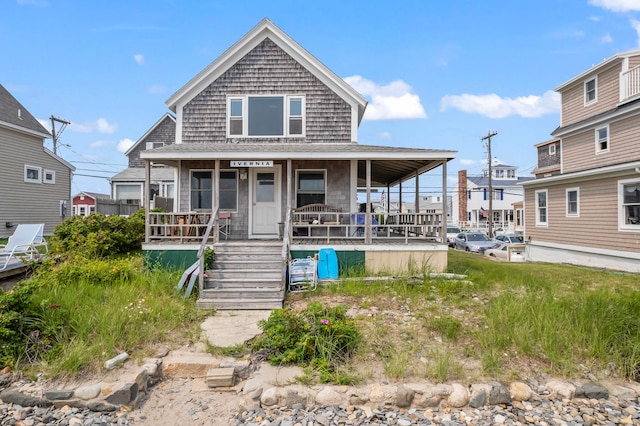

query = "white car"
[446,226,461,247]
[484,243,526,262]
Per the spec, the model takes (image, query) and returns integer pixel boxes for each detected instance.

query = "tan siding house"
[0,84,75,238]
[523,50,640,272]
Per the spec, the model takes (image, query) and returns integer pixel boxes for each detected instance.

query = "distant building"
[452,164,532,232]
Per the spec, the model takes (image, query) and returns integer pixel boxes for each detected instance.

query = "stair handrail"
[281,207,292,292]
[197,206,219,294]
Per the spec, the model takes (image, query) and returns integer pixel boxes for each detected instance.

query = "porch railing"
[621,65,640,101]
[147,212,216,242]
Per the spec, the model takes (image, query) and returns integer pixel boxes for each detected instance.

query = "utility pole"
[481,131,498,238]
[50,115,70,155]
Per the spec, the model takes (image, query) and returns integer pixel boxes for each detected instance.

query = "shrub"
[252,302,361,383]
[52,210,145,259]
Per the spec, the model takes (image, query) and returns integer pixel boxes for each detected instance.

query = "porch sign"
[231,161,273,167]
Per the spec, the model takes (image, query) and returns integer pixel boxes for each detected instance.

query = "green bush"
[252,302,361,383]
[52,210,145,259]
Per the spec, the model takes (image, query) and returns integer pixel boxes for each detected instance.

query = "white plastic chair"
[0,224,45,271]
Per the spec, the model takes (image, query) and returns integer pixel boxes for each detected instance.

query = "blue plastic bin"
[317,248,338,280]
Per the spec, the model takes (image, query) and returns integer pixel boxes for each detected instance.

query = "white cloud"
[631,19,640,46]
[117,138,135,153]
[589,0,640,12]
[90,140,113,148]
[599,32,614,43]
[71,118,118,134]
[147,85,166,94]
[590,15,601,21]
[460,159,475,166]
[134,54,144,65]
[344,75,427,120]
[378,131,392,140]
[440,90,560,119]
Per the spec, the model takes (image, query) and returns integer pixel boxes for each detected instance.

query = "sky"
[3,0,640,197]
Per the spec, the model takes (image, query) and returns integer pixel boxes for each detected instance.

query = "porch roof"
[141,142,457,186]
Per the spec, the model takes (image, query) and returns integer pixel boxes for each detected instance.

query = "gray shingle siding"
[128,116,176,167]
[182,38,352,144]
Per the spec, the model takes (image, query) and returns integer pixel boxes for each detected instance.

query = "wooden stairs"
[196,240,286,310]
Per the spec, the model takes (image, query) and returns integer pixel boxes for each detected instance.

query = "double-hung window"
[585,77,597,105]
[595,125,609,154]
[535,189,548,226]
[296,170,326,206]
[190,170,238,211]
[566,187,579,217]
[227,95,305,137]
[619,178,640,230]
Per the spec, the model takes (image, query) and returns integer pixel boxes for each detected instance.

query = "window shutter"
[500,189,504,200]
[483,188,487,200]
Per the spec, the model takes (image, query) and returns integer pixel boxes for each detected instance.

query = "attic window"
[549,144,556,155]
[585,77,597,105]
[227,95,305,138]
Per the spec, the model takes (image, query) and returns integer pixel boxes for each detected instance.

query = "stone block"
[205,367,236,388]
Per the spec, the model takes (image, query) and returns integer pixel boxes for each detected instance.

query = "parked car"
[454,232,498,253]
[493,234,524,245]
[446,226,461,247]
[485,243,526,262]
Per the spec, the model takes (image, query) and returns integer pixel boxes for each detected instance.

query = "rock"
[446,383,469,408]
[243,378,263,395]
[205,367,236,388]
[74,384,101,400]
[44,389,74,400]
[105,382,139,406]
[261,387,280,406]
[509,382,533,401]
[0,389,52,407]
[133,369,150,392]
[86,400,118,412]
[469,384,490,408]
[220,360,251,380]
[315,387,343,406]
[488,382,511,405]
[546,379,575,400]
[581,382,609,400]
[104,352,129,370]
[142,363,159,377]
[395,385,414,408]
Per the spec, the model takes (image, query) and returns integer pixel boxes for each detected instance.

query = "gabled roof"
[555,49,640,92]
[110,167,175,183]
[124,113,176,157]
[74,191,110,201]
[165,18,368,124]
[0,84,50,139]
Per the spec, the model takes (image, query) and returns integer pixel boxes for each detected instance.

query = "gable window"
[595,125,609,153]
[24,165,41,183]
[566,187,579,217]
[44,170,55,184]
[585,77,597,105]
[227,95,305,137]
[619,179,640,230]
[296,170,326,206]
[549,144,556,155]
[535,189,548,226]
[191,171,212,211]
[219,170,238,211]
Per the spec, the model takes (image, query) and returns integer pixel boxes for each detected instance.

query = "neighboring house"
[110,113,176,209]
[452,164,532,233]
[0,84,75,238]
[522,49,640,273]
[72,192,108,216]
[139,19,456,309]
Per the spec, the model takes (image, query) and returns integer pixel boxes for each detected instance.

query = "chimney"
[458,170,467,223]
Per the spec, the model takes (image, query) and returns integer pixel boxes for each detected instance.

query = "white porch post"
[144,160,151,243]
[414,170,419,226]
[365,159,372,244]
[442,159,447,243]
[214,159,220,244]
[287,159,292,239]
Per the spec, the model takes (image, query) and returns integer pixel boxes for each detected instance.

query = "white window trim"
[226,95,306,138]
[566,187,580,218]
[618,177,640,232]
[584,76,597,106]
[535,189,548,227]
[295,169,327,207]
[595,124,609,154]
[549,144,556,155]
[24,165,41,183]
[43,169,56,184]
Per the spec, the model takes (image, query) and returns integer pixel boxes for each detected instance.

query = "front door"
[250,167,280,237]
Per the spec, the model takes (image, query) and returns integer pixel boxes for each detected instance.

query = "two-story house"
[452,164,532,233]
[110,113,176,209]
[138,19,456,309]
[0,84,75,238]
[522,50,640,273]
